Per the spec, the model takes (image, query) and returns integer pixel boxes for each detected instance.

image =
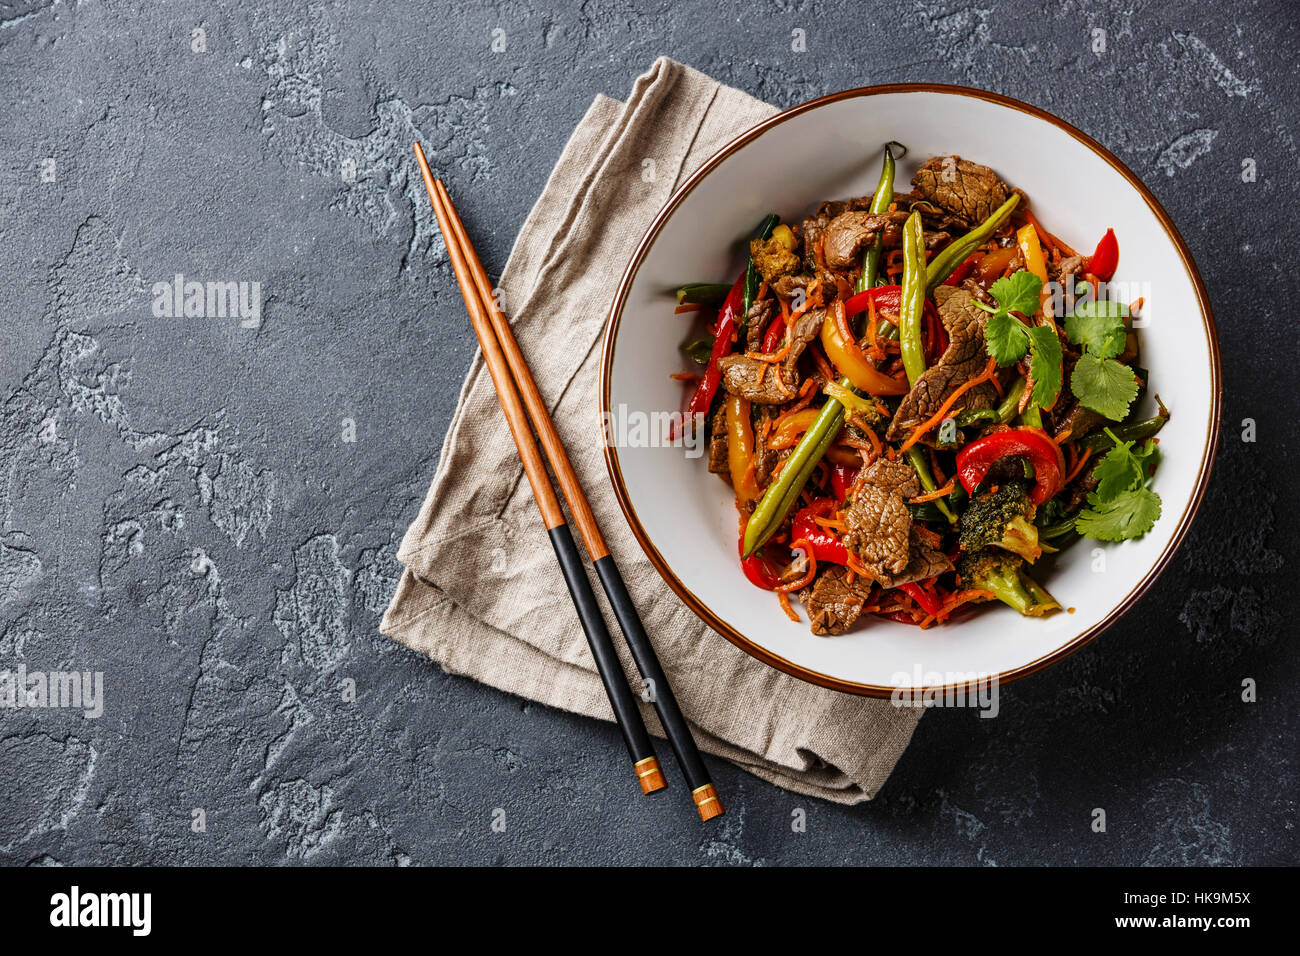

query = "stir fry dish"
[673,144,1167,635]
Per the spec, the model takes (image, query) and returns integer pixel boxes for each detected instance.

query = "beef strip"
[912,156,1011,227]
[884,286,997,443]
[717,354,795,404]
[707,403,729,478]
[822,209,908,271]
[745,298,776,353]
[803,566,875,636]
[752,405,784,487]
[842,457,919,576]
[1053,397,1106,444]
[800,201,845,274]
[870,528,953,589]
[962,276,996,307]
[772,274,807,299]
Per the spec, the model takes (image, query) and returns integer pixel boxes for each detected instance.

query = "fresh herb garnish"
[1073,428,1162,541]
[979,270,1061,410]
[1064,299,1139,420]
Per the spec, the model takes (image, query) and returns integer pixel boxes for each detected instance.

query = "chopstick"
[414,142,724,822]
[412,144,667,800]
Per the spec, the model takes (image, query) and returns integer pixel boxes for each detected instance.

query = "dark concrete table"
[1,0,1294,866]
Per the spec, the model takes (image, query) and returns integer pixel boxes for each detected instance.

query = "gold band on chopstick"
[691,783,725,822]
[635,757,667,795]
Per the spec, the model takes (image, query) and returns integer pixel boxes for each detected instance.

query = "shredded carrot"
[865,293,880,353]
[756,280,769,302]
[810,343,836,384]
[673,302,704,314]
[908,478,956,503]
[989,371,1005,398]
[669,372,702,382]
[1063,446,1094,485]
[776,590,799,622]
[812,515,847,531]
[900,357,998,451]
[845,553,874,580]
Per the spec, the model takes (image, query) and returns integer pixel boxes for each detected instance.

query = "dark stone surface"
[0,0,1295,866]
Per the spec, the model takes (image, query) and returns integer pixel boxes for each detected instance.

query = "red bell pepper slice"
[791,499,849,565]
[942,250,985,287]
[685,273,745,420]
[830,463,858,502]
[954,427,1065,505]
[739,534,783,590]
[761,307,785,352]
[1087,228,1119,282]
[899,581,944,617]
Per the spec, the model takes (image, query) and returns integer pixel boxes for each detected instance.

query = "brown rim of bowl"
[599,82,1222,699]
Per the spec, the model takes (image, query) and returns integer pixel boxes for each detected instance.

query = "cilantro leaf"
[988,270,1043,318]
[1074,487,1162,541]
[1026,324,1062,410]
[1090,440,1144,501]
[985,312,1031,366]
[1070,352,1140,420]
[1065,300,1128,360]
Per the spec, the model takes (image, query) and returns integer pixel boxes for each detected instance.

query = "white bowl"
[600,85,1220,697]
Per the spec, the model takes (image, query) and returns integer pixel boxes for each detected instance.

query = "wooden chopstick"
[412,143,667,799]
[423,159,724,823]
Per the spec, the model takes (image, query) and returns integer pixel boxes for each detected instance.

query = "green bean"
[1078,402,1170,451]
[676,283,733,306]
[742,214,780,321]
[925,193,1021,291]
[905,446,956,525]
[741,145,906,555]
[899,211,928,386]
[741,402,844,557]
[855,142,900,295]
[995,377,1027,424]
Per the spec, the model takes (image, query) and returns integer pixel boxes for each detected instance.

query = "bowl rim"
[599,82,1222,698]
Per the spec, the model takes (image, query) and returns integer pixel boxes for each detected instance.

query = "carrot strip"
[776,591,799,621]
[908,478,956,503]
[674,303,704,314]
[1063,446,1094,484]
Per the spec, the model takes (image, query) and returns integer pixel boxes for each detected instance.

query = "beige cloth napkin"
[381,57,922,803]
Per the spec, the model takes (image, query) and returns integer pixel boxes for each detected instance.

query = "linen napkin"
[381,57,922,803]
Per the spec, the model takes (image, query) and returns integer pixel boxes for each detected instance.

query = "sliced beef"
[822,210,908,271]
[707,403,729,477]
[912,156,1011,227]
[717,354,796,404]
[752,405,784,487]
[772,274,808,299]
[1053,398,1106,444]
[962,276,996,307]
[841,457,919,576]
[1049,254,1084,290]
[871,528,953,589]
[800,201,846,275]
[803,566,875,636]
[745,298,776,353]
[885,286,997,443]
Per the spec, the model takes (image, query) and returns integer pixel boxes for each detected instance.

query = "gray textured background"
[1,0,1295,866]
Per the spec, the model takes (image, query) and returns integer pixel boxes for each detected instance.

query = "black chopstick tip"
[635,756,667,795]
[692,783,725,822]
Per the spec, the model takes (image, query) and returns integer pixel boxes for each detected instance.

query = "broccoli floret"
[958,481,1042,562]
[958,549,1060,617]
